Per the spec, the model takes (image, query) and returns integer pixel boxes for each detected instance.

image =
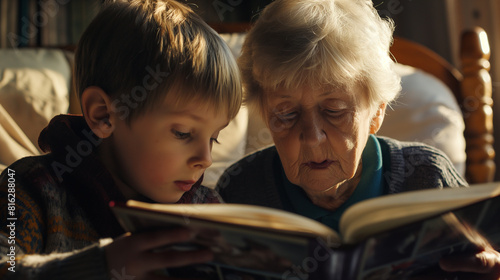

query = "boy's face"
[103,94,229,203]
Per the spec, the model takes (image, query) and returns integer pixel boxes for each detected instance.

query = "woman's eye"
[325,109,345,118]
[173,130,191,140]
[211,138,220,145]
[277,112,298,121]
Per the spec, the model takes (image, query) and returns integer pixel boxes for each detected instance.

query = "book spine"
[55,0,67,46]
[6,0,19,48]
[17,0,28,47]
[0,0,7,48]
[39,0,50,46]
[39,0,63,47]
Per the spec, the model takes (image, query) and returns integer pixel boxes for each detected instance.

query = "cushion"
[201,33,253,189]
[378,63,466,175]
[219,33,274,155]
[0,49,71,152]
[219,32,246,58]
[204,105,249,188]
[0,103,39,171]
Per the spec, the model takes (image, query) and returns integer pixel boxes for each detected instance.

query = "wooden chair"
[390,27,495,184]
[209,22,495,184]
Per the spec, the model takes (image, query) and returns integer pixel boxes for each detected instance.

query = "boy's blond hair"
[75,0,242,122]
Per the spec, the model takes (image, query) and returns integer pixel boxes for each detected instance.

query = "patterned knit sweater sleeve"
[0,157,109,280]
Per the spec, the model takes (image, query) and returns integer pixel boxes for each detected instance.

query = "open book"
[110,183,500,280]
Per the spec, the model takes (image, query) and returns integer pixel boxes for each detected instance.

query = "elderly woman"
[216,0,500,278]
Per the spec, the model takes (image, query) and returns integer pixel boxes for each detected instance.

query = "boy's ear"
[81,86,115,139]
[370,103,386,134]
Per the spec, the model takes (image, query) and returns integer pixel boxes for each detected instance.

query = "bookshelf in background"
[1,0,277,49]
[0,0,102,49]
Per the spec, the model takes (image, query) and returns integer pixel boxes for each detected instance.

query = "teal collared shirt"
[278,134,385,233]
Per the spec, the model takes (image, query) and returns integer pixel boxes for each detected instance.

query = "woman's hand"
[438,246,500,280]
[105,228,213,280]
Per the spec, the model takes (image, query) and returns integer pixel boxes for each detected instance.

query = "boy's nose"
[190,142,212,169]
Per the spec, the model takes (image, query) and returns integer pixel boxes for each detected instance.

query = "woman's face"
[264,85,385,197]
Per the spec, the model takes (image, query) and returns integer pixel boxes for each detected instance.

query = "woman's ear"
[81,86,115,139]
[370,103,386,134]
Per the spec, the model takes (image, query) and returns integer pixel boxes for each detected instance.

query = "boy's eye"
[173,130,191,140]
[211,138,220,144]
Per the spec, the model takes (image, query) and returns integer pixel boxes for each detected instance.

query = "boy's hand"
[438,246,500,280]
[105,228,213,280]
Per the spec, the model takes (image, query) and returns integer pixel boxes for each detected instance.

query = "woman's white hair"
[239,0,401,116]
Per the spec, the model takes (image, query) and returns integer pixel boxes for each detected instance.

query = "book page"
[340,182,500,244]
[111,202,342,278]
[119,208,309,278]
[356,195,499,279]
[122,200,341,241]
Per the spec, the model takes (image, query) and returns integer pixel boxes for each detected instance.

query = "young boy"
[0,0,242,279]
